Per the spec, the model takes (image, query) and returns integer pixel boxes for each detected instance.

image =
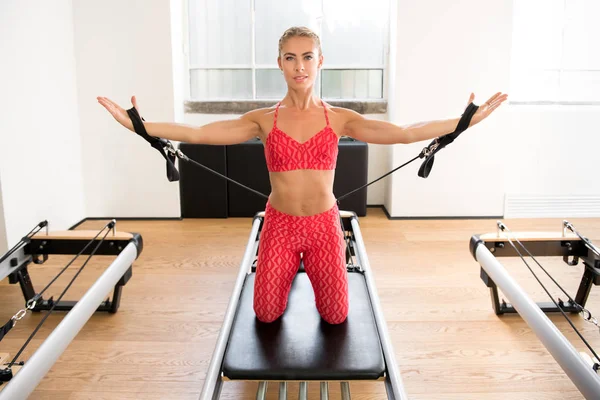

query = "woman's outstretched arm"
[97,96,263,145]
[341,92,507,145]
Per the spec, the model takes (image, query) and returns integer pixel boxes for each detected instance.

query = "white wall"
[170,0,186,123]
[0,1,86,247]
[0,177,7,255]
[5,1,593,224]
[384,0,600,218]
[385,0,512,217]
[79,0,600,217]
[502,105,600,218]
[72,0,180,218]
[364,138,390,205]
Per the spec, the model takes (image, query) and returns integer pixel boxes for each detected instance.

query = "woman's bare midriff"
[267,169,337,216]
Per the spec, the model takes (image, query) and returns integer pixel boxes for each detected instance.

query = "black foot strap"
[418,102,479,178]
[126,107,180,182]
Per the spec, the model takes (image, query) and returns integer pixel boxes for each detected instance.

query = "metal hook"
[26,298,37,310]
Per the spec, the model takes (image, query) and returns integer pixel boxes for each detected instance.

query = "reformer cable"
[3,221,115,370]
[0,221,49,343]
[498,222,584,312]
[125,104,477,274]
[0,221,116,345]
[29,220,119,306]
[165,136,422,204]
[176,150,269,200]
[564,220,600,258]
[335,154,421,204]
[500,221,600,334]
[0,221,47,265]
[497,222,600,370]
[125,102,479,206]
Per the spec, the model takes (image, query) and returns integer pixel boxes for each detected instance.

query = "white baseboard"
[504,195,600,218]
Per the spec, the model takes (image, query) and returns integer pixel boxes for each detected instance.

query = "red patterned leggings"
[253,201,349,324]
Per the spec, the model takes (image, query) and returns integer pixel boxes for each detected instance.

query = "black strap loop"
[418,102,479,178]
[126,107,180,182]
[338,102,479,200]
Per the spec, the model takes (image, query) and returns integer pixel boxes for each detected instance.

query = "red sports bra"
[265,101,339,172]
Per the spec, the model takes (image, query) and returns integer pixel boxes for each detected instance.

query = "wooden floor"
[1,208,599,399]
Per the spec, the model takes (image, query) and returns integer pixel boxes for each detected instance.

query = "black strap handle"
[126,107,180,182]
[418,102,479,178]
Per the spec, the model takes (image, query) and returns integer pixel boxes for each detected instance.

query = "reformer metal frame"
[473,229,600,316]
[0,231,142,400]
[200,211,408,400]
[0,231,137,314]
[470,228,600,400]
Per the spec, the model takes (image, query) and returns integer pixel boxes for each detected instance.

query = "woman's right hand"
[97,95,265,145]
[97,95,141,132]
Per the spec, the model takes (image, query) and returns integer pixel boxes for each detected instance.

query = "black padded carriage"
[199,211,407,399]
[222,271,385,381]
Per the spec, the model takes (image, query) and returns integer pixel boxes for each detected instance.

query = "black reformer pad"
[222,270,385,381]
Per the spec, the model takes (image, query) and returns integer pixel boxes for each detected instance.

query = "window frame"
[509,0,600,106]
[183,0,390,111]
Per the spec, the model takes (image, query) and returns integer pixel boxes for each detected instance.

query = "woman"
[98,26,507,325]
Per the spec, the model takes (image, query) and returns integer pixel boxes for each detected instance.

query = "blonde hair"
[278,26,322,56]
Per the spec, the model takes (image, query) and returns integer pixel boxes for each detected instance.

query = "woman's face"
[278,36,323,90]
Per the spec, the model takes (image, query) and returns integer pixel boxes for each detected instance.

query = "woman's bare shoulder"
[322,103,362,123]
[240,104,279,137]
[243,105,278,121]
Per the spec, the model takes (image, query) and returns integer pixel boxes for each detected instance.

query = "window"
[510,0,600,104]
[186,0,390,101]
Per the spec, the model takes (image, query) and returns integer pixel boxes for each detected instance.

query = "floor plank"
[1,209,599,399]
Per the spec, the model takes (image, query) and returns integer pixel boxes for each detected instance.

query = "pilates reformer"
[119,102,480,399]
[0,96,486,398]
[0,220,143,400]
[199,209,406,399]
[470,220,600,399]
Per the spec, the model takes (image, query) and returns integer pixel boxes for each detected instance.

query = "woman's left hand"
[468,92,508,126]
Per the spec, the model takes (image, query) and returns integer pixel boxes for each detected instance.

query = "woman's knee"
[316,292,349,325]
[253,301,286,323]
[320,308,348,325]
